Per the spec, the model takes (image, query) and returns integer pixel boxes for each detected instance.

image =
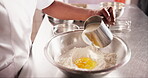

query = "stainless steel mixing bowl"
[44,30,131,77]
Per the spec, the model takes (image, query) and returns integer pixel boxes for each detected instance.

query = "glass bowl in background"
[109,17,131,34]
[44,30,131,77]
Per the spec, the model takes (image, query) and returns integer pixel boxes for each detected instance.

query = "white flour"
[56,46,117,70]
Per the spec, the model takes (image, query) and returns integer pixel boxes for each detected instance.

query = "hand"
[95,7,115,25]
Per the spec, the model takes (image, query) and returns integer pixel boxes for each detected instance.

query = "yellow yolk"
[74,57,97,69]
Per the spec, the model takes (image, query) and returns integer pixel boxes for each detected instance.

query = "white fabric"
[0,0,54,77]
[37,0,54,10]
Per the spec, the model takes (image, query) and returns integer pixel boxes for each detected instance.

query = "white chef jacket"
[0,0,54,77]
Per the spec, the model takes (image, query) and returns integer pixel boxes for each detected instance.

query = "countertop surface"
[19,4,148,78]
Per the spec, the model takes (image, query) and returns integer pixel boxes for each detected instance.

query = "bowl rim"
[99,1,125,6]
[53,23,80,35]
[44,30,131,73]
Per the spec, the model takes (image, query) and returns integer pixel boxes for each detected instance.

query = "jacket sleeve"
[36,0,54,10]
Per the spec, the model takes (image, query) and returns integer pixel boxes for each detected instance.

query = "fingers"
[97,7,115,25]
[100,8,111,22]
[108,7,115,25]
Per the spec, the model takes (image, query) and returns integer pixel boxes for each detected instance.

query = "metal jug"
[82,15,113,48]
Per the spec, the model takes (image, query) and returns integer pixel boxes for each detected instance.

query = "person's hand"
[95,7,115,25]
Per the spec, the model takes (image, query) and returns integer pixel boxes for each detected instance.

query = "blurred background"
[31,0,147,41]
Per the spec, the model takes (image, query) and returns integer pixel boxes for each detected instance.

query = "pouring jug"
[82,15,113,48]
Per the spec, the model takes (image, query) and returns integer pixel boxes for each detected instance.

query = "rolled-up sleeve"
[37,0,54,10]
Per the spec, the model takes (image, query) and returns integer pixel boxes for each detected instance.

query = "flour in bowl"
[56,46,117,70]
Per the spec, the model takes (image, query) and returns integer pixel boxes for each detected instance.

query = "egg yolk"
[74,57,97,69]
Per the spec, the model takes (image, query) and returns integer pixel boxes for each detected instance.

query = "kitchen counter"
[19,4,148,78]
